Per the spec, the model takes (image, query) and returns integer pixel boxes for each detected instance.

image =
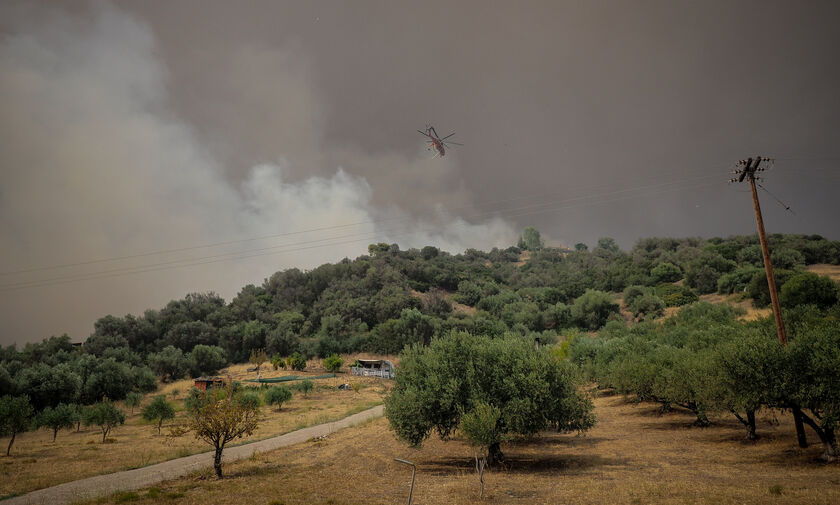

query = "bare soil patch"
[514,250,531,267]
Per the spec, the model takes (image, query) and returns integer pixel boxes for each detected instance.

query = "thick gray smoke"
[0,3,515,345]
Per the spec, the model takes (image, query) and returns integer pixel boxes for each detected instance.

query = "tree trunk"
[214,444,224,478]
[746,410,757,441]
[730,409,758,440]
[792,406,808,448]
[693,410,710,427]
[823,428,840,461]
[475,456,487,499]
[157,419,163,435]
[487,442,504,467]
[821,426,838,462]
[53,428,58,442]
[795,410,838,461]
[6,431,15,456]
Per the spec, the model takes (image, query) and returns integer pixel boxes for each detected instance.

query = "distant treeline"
[2,231,839,409]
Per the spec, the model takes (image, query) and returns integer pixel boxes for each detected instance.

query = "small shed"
[193,376,225,391]
[351,359,395,379]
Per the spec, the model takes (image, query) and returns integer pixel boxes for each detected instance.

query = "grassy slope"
[0,360,391,498]
[6,266,839,500]
[807,263,840,282]
[85,391,840,505]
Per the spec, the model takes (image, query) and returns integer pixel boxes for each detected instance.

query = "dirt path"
[6,405,384,505]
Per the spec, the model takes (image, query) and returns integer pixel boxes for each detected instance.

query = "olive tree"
[83,401,125,443]
[295,379,314,397]
[1,395,34,455]
[385,332,594,466]
[459,401,499,498]
[264,386,293,411]
[35,403,77,441]
[177,385,260,478]
[142,395,175,434]
[124,391,142,415]
[783,321,840,461]
[712,328,782,440]
[249,348,268,372]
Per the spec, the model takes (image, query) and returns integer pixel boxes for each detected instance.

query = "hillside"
[3,231,840,498]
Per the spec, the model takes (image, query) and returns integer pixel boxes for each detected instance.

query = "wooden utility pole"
[733,156,786,344]
[732,156,805,447]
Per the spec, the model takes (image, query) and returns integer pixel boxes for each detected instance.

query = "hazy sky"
[1,0,838,346]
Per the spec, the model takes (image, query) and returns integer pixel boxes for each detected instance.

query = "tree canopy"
[178,385,260,478]
[142,395,175,434]
[385,332,594,464]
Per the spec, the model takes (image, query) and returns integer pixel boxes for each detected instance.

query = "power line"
[757,183,794,215]
[0,170,714,276]
[0,168,725,277]
[0,177,722,292]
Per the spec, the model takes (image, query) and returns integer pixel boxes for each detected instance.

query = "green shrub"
[271,354,286,370]
[650,262,682,283]
[622,285,649,307]
[287,352,307,371]
[746,269,794,307]
[238,392,262,410]
[323,354,344,373]
[717,265,761,295]
[295,379,314,397]
[542,302,572,330]
[454,280,483,306]
[654,284,698,307]
[571,289,619,330]
[629,293,665,319]
[780,272,838,309]
[264,386,293,411]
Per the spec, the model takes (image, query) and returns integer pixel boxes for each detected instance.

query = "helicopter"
[417,126,463,157]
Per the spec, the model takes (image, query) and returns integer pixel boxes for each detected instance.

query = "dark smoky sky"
[1,0,838,346]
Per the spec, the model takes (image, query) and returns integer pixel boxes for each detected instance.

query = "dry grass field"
[697,293,772,321]
[807,263,840,282]
[1,360,392,498]
[82,390,839,505]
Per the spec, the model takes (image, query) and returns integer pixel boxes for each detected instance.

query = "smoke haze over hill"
[1,0,838,345]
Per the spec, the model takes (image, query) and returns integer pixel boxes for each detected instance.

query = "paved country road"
[6,405,385,505]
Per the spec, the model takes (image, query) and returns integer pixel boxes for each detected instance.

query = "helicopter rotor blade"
[443,141,464,146]
[441,133,456,140]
